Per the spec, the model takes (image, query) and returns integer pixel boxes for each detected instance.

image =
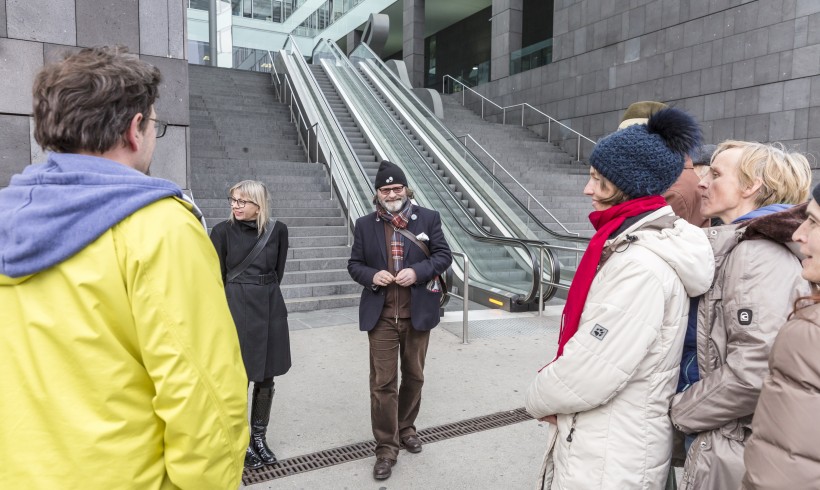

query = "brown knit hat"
[618,101,669,129]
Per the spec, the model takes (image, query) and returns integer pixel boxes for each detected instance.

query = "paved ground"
[244,303,565,489]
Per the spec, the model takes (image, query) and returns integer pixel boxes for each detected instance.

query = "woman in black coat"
[210,180,291,470]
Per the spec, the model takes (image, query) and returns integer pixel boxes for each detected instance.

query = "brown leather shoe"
[401,434,422,453]
[373,457,396,480]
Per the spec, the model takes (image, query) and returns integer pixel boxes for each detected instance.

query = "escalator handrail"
[351,41,589,245]
[270,49,368,224]
[319,39,550,304]
[279,37,373,222]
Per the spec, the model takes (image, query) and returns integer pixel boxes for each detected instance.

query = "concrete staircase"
[441,94,594,237]
[188,65,360,312]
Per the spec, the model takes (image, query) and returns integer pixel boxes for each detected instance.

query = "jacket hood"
[741,202,805,245]
[0,153,182,278]
[610,206,714,297]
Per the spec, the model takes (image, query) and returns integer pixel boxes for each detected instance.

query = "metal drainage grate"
[242,407,533,485]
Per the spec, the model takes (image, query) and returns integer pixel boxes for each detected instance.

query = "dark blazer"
[348,204,452,332]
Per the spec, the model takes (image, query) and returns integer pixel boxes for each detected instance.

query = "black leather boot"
[244,444,263,469]
[250,384,277,465]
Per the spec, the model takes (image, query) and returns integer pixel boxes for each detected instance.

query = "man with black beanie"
[348,160,452,481]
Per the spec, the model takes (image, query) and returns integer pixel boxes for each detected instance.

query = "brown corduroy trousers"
[368,317,431,460]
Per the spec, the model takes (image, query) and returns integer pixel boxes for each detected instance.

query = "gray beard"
[380,196,407,213]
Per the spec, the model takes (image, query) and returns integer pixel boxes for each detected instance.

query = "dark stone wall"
[472,0,820,168]
[0,0,190,188]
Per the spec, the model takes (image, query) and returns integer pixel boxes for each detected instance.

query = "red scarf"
[551,195,668,362]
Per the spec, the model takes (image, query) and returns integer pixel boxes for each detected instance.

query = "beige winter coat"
[525,207,714,490]
[670,211,811,490]
[742,302,820,489]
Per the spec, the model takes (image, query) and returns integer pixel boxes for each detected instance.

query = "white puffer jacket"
[525,207,714,490]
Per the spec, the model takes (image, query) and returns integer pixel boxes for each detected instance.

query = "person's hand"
[395,268,417,287]
[538,415,557,425]
[373,270,395,287]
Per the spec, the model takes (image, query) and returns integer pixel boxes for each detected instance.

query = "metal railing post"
[503,108,506,125]
[481,98,484,119]
[577,136,581,162]
[539,248,544,317]
[346,190,352,246]
[461,254,470,344]
[521,105,525,126]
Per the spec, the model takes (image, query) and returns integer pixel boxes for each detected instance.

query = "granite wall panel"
[150,125,187,187]
[758,82,784,113]
[0,38,43,114]
[139,0,170,57]
[7,0,75,45]
[0,115,31,186]
[76,0,139,53]
[1,0,8,38]
[141,55,189,126]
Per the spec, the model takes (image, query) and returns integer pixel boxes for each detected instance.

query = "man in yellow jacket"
[0,47,248,489]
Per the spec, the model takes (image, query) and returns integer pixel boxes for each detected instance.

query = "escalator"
[275,37,577,311]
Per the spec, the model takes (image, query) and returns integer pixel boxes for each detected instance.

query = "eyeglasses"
[378,185,406,196]
[148,118,168,138]
[228,197,257,208]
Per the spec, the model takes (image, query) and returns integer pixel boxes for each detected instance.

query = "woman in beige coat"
[741,184,820,489]
[669,141,812,490]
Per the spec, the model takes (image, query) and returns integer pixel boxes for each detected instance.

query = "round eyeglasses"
[378,185,406,196]
[148,118,168,138]
[228,197,257,208]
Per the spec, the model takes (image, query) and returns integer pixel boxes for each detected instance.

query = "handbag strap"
[227,219,276,282]
[395,227,430,257]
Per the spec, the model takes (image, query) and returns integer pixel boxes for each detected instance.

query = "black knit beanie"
[374,160,408,189]
[589,107,702,197]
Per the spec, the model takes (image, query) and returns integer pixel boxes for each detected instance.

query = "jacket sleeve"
[408,211,452,284]
[276,223,288,282]
[525,256,666,418]
[348,218,380,287]
[119,201,248,489]
[208,223,228,284]
[670,242,804,433]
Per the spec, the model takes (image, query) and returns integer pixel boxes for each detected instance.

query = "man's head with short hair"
[618,101,669,130]
[33,46,162,157]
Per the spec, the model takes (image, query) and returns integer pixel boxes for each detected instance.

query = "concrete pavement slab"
[244,307,560,488]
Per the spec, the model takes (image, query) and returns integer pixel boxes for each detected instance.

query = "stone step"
[288,244,350,259]
[285,256,350,272]
[284,293,360,313]
[284,268,352,285]
[281,280,361,299]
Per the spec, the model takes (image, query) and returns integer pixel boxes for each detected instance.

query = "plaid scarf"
[377,199,413,272]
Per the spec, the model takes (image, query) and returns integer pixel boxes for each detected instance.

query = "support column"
[402,0,424,88]
[346,30,362,56]
[490,0,523,81]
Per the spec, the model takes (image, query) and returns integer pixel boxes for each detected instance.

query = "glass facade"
[188,40,211,65]
[510,39,552,76]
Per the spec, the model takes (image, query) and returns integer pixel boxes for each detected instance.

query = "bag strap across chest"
[227,219,276,282]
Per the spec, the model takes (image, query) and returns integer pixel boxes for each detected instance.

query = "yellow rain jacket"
[0,197,248,489]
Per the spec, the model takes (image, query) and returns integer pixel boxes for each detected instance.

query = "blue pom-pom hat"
[589,107,702,198]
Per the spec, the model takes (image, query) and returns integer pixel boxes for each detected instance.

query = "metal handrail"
[449,251,470,344]
[442,74,596,161]
[353,42,587,245]
[268,45,367,232]
[459,134,578,237]
[330,39,545,304]
[267,51,315,162]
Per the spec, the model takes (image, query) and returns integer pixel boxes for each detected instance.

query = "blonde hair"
[229,180,270,235]
[713,140,811,208]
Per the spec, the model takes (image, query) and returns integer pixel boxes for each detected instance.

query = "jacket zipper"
[566,413,578,442]
[682,354,697,389]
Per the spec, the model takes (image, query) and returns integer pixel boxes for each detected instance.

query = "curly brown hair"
[33,46,162,154]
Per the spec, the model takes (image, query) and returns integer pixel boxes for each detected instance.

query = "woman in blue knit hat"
[670,141,811,489]
[525,108,715,489]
